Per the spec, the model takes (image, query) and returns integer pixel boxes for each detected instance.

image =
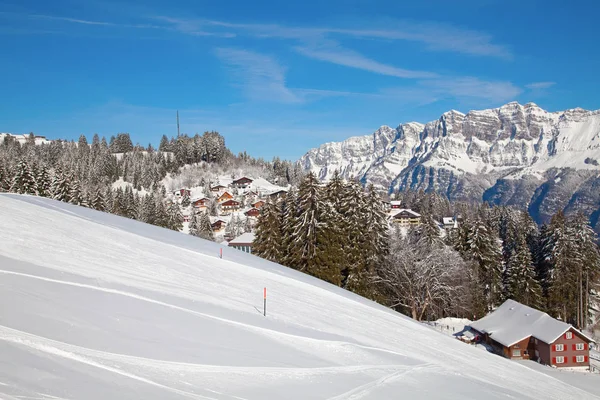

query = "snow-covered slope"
[300,102,600,228]
[1,194,599,399]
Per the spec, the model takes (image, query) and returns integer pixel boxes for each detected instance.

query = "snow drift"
[0,194,598,399]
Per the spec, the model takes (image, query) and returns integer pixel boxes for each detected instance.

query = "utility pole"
[177,110,180,137]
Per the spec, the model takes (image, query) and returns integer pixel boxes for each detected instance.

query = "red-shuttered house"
[470,300,594,369]
[244,207,260,217]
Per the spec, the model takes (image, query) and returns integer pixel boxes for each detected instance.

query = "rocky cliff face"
[300,102,600,228]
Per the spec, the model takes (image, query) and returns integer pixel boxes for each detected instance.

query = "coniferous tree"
[253,202,282,263]
[197,212,215,241]
[35,164,52,197]
[504,235,543,308]
[68,178,86,206]
[287,172,322,271]
[10,159,36,194]
[91,187,106,211]
[166,201,184,231]
[0,163,10,192]
[181,191,191,207]
[50,168,72,202]
[280,187,298,267]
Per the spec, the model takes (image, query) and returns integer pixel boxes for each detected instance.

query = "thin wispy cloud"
[420,77,522,103]
[525,81,556,90]
[156,17,512,59]
[330,22,512,60]
[32,14,116,26]
[295,41,438,79]
[215,48,301,103]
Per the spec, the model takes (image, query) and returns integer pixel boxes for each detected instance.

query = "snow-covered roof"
[391,208,421,218]
[390,201,402,206]
[469,299,595,347]
[442,217,455,225]
[228,232,255,245]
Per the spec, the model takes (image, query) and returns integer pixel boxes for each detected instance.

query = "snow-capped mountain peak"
[300,102,600,228]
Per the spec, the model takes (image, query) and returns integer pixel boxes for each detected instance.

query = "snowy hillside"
[300,102,600,228]
[1,194,600,399]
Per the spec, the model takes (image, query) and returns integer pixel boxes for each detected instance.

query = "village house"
[469,300,594,369]
[211,219,227,232]
[221,199,241,213]
[228,232,255,254]
[442,217,459,230]
[173,188,191,197]
[391,209,422,226]
[217,192,234,203]
[251,200,266,209]
[268,189,288,201]
[211,184,227,193]
[244,207,260,217]
[244,190,259,203]
[192,197,209,209]
[231,177,253,189]
[390,200,402,209]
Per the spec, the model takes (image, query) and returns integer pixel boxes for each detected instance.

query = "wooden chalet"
[442,217,458,230]
[244,190,259,202]
[391,209,421,226]
[211,219,227,232]
[244,207,260,217]
[217,192,234,203]
[228,232,255,254]
[211,184,227,192]
[268,189,288,201]
[469,300,594,369]
[231,177,253,189]
[192,197,209,208]
[174,188,191,197]
[221,199,241,213]
[251,200,266,209]
[390,200,402,209]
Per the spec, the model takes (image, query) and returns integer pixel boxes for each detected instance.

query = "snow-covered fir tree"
[50,168,72,202]
[253,202,282,263]
[10,159,36,194]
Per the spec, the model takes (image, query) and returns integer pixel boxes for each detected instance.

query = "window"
[576,355,585,363]
[535,338,538,345]
[556,356,565,364]
[555,344,564,352]
[566,332,573,339]
[576,343,585,351]
[513,350,521,357]
[514,344,520,349]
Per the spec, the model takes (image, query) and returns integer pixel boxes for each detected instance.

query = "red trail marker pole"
[263,287,267,317]
[220,248,222,259]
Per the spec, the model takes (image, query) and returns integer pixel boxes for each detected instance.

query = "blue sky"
[1,0,599,160]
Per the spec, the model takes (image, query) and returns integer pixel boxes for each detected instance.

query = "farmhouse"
[221,199,240,213]
[469,300,594,369]
[251,200,266,209]
[442,217,458,230]
[231,177,253,189]
[192,198,209,208]
[211,184,227,192]
[391,209,421,226]
[244,207,260,217]
[268,189,288,201]
[211,219,227,232]
[390,200,402,209]
[217,192,234,203]
[173,188,191,197]
[228,232,255,254]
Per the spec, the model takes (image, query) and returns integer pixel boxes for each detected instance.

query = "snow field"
[1,194,599,399]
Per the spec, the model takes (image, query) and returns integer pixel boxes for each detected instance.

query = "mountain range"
[300,102,600,229]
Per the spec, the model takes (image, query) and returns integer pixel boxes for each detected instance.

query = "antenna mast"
[177,110,180,137]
